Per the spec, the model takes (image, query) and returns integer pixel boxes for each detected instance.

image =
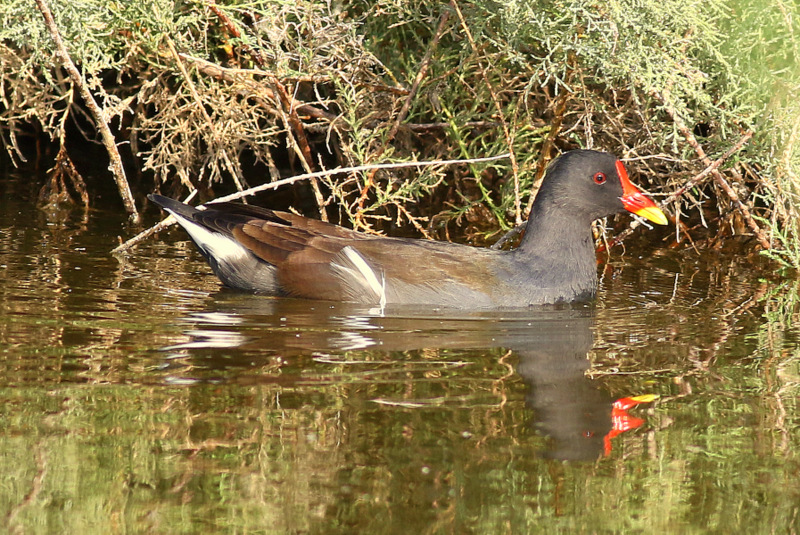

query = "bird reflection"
[161,294,651,460]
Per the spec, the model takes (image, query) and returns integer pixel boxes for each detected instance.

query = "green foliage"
[719,2,800,264]
[1,0,799,253]
[491,0,728,111]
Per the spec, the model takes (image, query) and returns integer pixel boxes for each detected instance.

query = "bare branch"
[34,0,139,223]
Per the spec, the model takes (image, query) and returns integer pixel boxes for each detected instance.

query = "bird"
[149,149,667,309]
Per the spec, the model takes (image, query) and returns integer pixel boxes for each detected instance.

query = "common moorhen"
[149,150,667,308]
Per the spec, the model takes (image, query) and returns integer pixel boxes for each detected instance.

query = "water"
[1,172,799,534]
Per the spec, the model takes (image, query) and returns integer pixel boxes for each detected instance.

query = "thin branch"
[111,190,198,254]
[386,11,450,146]
[354,9,451,226]
[34,0,139,223]
[113,153,510,253]
[207,1,323,217]
[526,70,573,218]
[608,130,755,247]
[210,153,510,204]
[451,0,522,224]
[663,130,754,204]
[166,37,246,192]
[653,90,769,249]
[180,53,336,121]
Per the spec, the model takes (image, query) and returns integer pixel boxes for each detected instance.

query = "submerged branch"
[111,191,198,254]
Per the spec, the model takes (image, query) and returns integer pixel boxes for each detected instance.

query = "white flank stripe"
[342,246,386,306]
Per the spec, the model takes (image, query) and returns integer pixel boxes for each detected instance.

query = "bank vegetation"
[1,0,798,264]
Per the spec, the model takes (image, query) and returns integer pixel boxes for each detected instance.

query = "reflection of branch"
[34,0,139,223]
[39,145,90,217]
[6,445,46,532]
[592,267,768,383]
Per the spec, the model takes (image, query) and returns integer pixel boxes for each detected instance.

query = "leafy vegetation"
[1,0,799,257]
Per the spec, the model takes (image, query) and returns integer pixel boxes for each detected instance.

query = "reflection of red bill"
[604,394,659,456]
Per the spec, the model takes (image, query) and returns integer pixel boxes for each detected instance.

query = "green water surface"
[0,174,798,534]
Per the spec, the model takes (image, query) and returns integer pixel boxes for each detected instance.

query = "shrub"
[1,0,798,259]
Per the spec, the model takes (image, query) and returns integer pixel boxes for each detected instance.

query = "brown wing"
[198,204,503,305]
[214,210,377,301]
[277,233,501,306]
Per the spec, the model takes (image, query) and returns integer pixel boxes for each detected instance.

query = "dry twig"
[207,1,325,217]
[111,191,198,254]
[180,54,336,122]
[653,90,770,249]
[451,0,522,225]
[608,130,755,247]
[34,0,139,223]
[525,83,572,218]
[354,9,452,228]
[166,38,246,193]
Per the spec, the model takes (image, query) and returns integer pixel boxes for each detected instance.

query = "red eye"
[593,172,606,185]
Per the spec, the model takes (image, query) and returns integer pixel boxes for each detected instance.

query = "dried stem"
[451,0,522,224]
[385,11,451,146]
[663,131,754,204]
[166,37,246,192]
[654,90,770,249]
[180,54,336,122]
[354,8,451,228]
[34,0,139,223]
[609,130,755,247]
[111,191,198,254]
[208,1,324,217]
[526,80,573,218]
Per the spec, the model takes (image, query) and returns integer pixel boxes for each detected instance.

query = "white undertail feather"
[164,208,250,264]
